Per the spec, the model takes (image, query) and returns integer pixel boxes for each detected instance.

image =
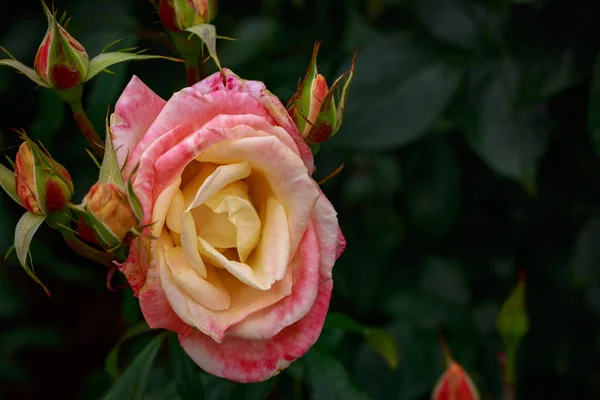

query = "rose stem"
[69,100,105,159]
[184,53,205,86]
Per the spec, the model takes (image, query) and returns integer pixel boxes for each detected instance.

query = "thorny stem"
[69,100,104,159]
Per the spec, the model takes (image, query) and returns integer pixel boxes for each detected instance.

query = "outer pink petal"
[226,222,321,340]
[111,76,166,171]
[123,88,271,178]
[179,278,333,383]
[217,69,315,174]
[138,252,193,336]
[115,238,146,296]
[311,189,343,280]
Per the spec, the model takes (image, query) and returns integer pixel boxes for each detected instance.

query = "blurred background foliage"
[1,0,600,398]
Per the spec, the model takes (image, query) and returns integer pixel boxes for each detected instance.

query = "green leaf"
[86,52,182,82]
[168,333,204,400]
[324,312,399,370]
[227,377,279,400]
[0,59,50,88]
[421,257,469,305]
[13,212,50,296]
[102,332,165,400]
[589,53,600,159]
[324,312,364,333]
[105,322,151,380]
[304,349,371,400]
[364,328,399,370]
[334,34,461,149]
[415,0,481,50]
[464,77,550,190]
[0,163,21,206]
[404,136,461,236]
[496,274,529,349]
[99,118,125,189]
[185,24,223,72]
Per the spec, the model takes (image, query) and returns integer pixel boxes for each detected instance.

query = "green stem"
[62,231,115,268]
[69,100,104,159]
[185,57,203,86]
[502,346,517,400]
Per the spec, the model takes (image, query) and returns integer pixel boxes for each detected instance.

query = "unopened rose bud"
[288,42,356,145]
[159,0,217,32]
[82,183,138,249]
[497,271,529,350]
[432,361,480,400]
[14,141,74,215]
[34,3,88,90]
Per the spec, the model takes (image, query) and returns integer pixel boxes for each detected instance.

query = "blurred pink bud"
[432,361,480,400]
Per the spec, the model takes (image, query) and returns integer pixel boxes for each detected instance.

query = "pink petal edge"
[179,278,333,383]
[111,76,166,172]
[226,221,321,340]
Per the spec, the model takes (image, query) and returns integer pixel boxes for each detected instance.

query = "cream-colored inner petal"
[154,145,299,337]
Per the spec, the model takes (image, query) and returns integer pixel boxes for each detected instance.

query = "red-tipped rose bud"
[14,141,74,215]
[34,3,88,90]
[432,361,480,400]
[82,183,138,250]
[159,0,217,31]
[287,42,356,145]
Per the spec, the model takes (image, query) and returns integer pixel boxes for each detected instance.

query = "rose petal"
[110,76,166,171]
[159,245,293,342]
[311,189,342,280]
[196,136,319,258]
[115,238,146,296]
[164,246,231,311]
[196,196,289,290]
[227,221,320,340]
[124,90,270,178]
[179,278,333,383]
[214,69,315,174]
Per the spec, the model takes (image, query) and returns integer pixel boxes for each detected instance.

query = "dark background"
[2,0,600,398]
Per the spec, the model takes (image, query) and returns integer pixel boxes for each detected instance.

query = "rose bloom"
[110,69,345,382]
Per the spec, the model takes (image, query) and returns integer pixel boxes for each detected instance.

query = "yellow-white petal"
[164,246,231,311]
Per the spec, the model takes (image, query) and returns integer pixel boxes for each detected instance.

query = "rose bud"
[158,0,217,32]
[287,42,356,145]
[14,141,74,215]
[34,3,88,90]
[81,183,139,250]
[432,361,480,400]
[497,271,529,350]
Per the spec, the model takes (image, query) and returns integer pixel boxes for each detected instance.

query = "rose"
[110,69,346,382]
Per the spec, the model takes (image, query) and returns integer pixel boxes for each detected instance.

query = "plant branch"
[69,100,105,159]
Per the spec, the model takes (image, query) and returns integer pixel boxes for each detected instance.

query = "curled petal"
[111,76,166,171]
[227,221,320,340]
[179,278,333,383]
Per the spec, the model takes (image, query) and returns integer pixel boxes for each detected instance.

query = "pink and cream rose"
[110,69,345,382]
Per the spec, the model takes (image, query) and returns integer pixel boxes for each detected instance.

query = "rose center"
[153,159,291,312]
